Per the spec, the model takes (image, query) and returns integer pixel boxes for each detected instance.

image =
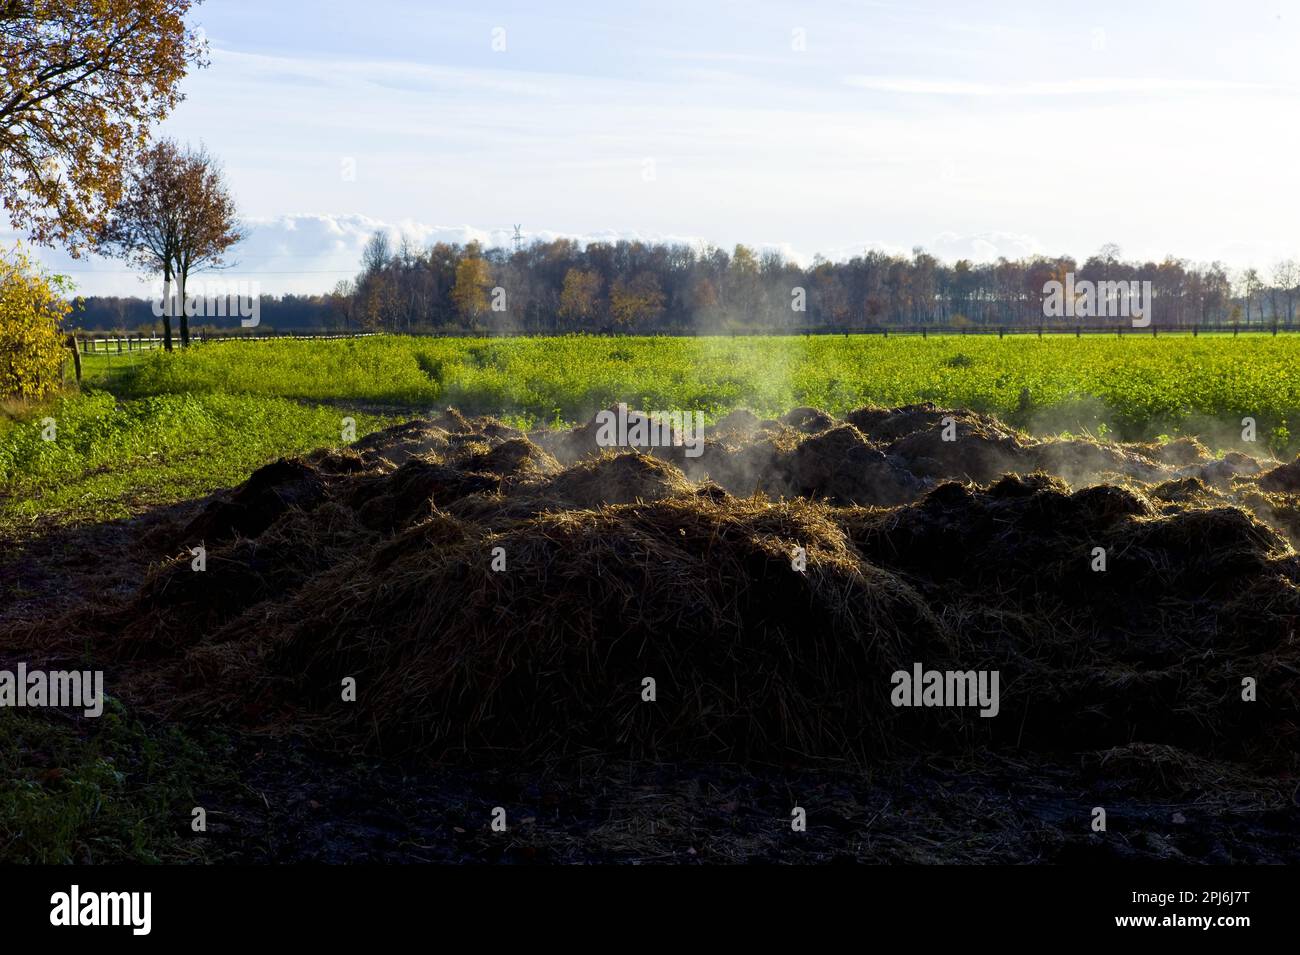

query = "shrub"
[0,246,71,401]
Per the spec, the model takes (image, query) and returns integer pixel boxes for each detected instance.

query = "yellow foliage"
[609,272,664,328]
[559,268,601,322]
[0,246,72,401]
[451,257,491,319]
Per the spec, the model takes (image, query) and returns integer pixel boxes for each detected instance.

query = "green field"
[3,333,1299,530]
[88,333,1300,426]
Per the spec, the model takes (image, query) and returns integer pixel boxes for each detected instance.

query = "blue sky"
[21,0,1300,294]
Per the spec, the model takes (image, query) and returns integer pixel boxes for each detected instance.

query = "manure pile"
[50,404,1300,777]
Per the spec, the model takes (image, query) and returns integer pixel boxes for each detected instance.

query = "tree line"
[75,236,1300,333]
[342,236,1284,332]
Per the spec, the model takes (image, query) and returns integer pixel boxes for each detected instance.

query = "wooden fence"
[74,331,380,353]
[70,322,1300,352]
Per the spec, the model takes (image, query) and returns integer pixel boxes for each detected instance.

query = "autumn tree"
[684,275,720,327]
[609,271,664,329]
[0,0,207,253]
[171,144,243,346]
[726,244,760,321]
[99,140,183,350]
[558,268,601,328]
[354,231,395,330]
[360,273,397,331]
[100,140,243,350]
[451,246,492,326]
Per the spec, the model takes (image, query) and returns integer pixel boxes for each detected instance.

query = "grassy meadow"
[3,332,1299,531]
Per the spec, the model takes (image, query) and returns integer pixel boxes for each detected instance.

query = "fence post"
[65,335,82,382]
[1075,325,1081,338]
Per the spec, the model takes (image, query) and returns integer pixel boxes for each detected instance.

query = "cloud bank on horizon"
[20,0,1300,295]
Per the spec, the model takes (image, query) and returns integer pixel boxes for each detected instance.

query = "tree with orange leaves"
[558,268,602,329]
[0,0,207,255]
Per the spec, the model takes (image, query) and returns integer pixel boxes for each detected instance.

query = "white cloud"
[929,231,1043,262]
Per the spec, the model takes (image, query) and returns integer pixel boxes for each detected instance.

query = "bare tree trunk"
[162,267,174,352]
[178,269,191,348]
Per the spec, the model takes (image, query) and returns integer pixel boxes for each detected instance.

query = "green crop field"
[82,333,1300,432]
[3,332,1299,531]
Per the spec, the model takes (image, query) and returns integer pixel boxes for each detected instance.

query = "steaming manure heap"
[41,404,1300,790]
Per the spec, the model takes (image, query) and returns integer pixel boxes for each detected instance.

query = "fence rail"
[70,321,1300,352]
[73,331,382,353]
